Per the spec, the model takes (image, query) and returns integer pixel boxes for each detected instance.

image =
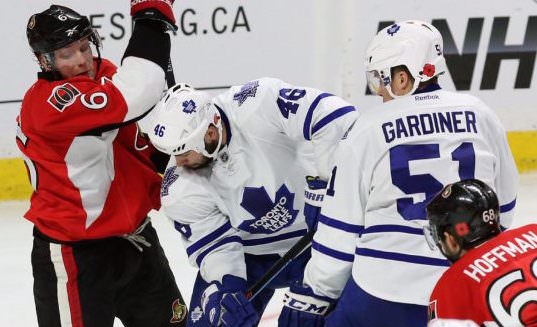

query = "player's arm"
[46,1,177,137]
[111,0,176,123]
[484,106,518,229]
[161,168,246,282]
[160,168,257,326]
[279,137,367,326]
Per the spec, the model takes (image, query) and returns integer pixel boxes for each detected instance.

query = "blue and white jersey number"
[390,142,475,220]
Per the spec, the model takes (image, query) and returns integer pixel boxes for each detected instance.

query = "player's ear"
[392,67,413,95]
[443,232,460,252]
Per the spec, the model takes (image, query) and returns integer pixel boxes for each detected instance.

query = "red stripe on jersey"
[61,245,84,327]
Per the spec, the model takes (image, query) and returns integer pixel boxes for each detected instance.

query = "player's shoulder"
[160,165,223,223]
[494,223,537,244]
[161,165,212,198]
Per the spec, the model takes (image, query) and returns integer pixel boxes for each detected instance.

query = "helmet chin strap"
[201,121,223,159]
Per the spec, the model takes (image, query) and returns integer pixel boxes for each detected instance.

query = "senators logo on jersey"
[47,82,80,112]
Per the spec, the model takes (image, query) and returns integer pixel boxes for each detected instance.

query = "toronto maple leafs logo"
[182,99,197,114]
[233,80,259,106]
[387,24,400,36]
[239,184,298,234]
[161,167,179,197]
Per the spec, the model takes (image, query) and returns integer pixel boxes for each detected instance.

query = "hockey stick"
[246,228,315,301]
[165,58,176,87]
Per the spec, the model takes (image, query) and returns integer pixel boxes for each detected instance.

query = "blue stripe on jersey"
[500,198,516,213]
[243,229,307,246]
[313,240,354,262]
[355,248,450,267]
[318,214,364,233]
[215,104,232,143]
[361,224,424,235]
[311,106,356,136]
[196,236,243,266]
[303,93,334,140]
[186,221,232,257]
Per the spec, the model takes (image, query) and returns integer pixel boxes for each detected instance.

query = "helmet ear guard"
[148,83,223,159]
[365,20,446,98]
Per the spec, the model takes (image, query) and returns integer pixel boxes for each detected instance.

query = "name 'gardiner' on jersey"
[303,88,518,305]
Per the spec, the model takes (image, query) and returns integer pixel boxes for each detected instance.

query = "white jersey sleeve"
[304,89,519,304]
[303,134,365,299]
[479,99,518,228]
[213,77,358,179]
[160,166,246,283]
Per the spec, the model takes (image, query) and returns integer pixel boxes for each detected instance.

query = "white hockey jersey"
[160,77,358,283]
[304,87,518,305]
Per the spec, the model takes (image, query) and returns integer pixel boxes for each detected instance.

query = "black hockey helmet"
[27,5,100,54]
[26,5,102,74]
[426,179,501,252]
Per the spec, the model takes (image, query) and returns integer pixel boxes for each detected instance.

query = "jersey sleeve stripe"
[311,106,356,136]
[500,198,516,213]
[303,93,334,141]
[361,224,424,235]
[312,240,355,262]
[195,235,243,266]
[318,214,364,233]
[243,229,307,246]
[355,248,451,267]
[186,221,232,256]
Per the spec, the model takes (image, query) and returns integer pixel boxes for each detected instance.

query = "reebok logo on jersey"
[233,80,259,106]
[47,83,81,112]
[239,184,298,234]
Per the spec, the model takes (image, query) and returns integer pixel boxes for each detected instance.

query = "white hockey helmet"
[365,20,446,98]
[149,83,223,158]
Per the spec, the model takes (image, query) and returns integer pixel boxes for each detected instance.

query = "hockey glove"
[131,0,177,31]
[279,284,334,327]
[304,176,327,231]
[201,275,258,327]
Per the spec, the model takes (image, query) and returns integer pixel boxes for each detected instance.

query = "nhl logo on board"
[47,83,80,112]
[441,185,452,198]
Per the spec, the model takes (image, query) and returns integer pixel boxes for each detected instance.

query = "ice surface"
[1,174,535,326]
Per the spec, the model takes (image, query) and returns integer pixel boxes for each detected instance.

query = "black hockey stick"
[165,58,176,87]
[246,228,315,301]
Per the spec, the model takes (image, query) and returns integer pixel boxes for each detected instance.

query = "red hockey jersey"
[16,58,165,241]
[429,224,537,326]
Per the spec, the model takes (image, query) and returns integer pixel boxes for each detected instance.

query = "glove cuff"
[304,176,327,207]
[283,285,333,316]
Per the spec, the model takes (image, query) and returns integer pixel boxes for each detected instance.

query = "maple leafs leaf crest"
[239,184,298,234]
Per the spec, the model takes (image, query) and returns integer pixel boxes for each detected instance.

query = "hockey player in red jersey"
[427,179,537,326]
[17,2,187,326]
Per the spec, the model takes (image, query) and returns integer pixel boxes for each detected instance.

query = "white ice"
[1,174,536,326]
